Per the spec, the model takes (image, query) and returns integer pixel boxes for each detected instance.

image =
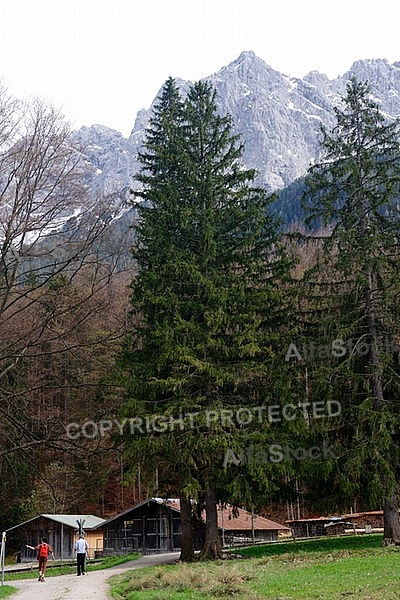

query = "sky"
[2,0,400,137]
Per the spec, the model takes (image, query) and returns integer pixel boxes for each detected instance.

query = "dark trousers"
[77,552,86,575]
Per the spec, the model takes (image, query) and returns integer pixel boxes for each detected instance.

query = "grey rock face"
[74,52,400,202]
[72,124,136,200]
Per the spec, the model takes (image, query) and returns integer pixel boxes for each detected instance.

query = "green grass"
[237,533,382,557]
[109,536,400,599]
[0,586,15,598]
[3,553,140,582]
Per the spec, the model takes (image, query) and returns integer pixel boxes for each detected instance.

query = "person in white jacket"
[74,534,89,576]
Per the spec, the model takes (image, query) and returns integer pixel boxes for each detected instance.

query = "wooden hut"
[286,516,345,538]
[6,514,105,562]
[100,499,182,555]
[287,510,384,538]
[342,511,384,533]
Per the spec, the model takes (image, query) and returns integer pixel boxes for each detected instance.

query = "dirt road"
[8,552,180,600]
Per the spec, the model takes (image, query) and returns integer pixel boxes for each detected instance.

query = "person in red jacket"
[26,537,55,582]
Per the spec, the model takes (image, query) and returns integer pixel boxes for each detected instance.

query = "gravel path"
[9,552,180,600]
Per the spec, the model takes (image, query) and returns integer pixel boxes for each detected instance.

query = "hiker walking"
[74,533,89,576]
[26,536,55,582]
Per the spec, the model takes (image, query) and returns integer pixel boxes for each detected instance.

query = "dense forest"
[2,75,400,558]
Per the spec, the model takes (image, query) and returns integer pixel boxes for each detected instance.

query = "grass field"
[109,535,400,599]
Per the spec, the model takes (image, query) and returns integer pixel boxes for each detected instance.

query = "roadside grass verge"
[109,536,400,599]
[3,553,140,582]
[0,586,15,598]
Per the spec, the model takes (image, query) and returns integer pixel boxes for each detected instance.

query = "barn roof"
[342,511,383,519]
[214,505,289,532]
[98,498,181,527]
[286,516,341,524]
[6,514,105,532]
[100,498,289,531]
[286,510,384,524]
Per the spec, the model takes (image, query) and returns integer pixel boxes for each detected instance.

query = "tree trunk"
[384,491,400,546]
[199,476,222,560]
[179,492,194,562]
[365,270,384,410]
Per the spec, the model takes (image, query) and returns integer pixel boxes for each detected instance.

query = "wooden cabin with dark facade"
[6,514,105,562]
[101,499,184,555]
[100,498,289,555]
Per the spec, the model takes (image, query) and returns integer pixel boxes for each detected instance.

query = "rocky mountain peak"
[74,51,400,212]
[342,58,400,113]
[236,50,257,62]
[215,50,285,92]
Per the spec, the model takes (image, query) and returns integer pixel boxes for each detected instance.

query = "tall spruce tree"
[119,78,292,559]
[302,76,400,542]
[120,78,197,559]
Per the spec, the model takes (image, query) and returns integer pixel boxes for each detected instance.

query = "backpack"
[38,543,49,558]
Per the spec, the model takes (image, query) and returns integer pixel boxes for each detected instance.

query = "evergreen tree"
[120,78,292,559]
[302,76,400,542]
[120,77,197,559]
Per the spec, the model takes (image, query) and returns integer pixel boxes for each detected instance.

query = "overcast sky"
[2,0,400,136]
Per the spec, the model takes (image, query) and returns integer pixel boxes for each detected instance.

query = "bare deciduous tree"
[0,85,132,517]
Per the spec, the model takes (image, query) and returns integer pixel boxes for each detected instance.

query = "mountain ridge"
[72,51,400,218]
